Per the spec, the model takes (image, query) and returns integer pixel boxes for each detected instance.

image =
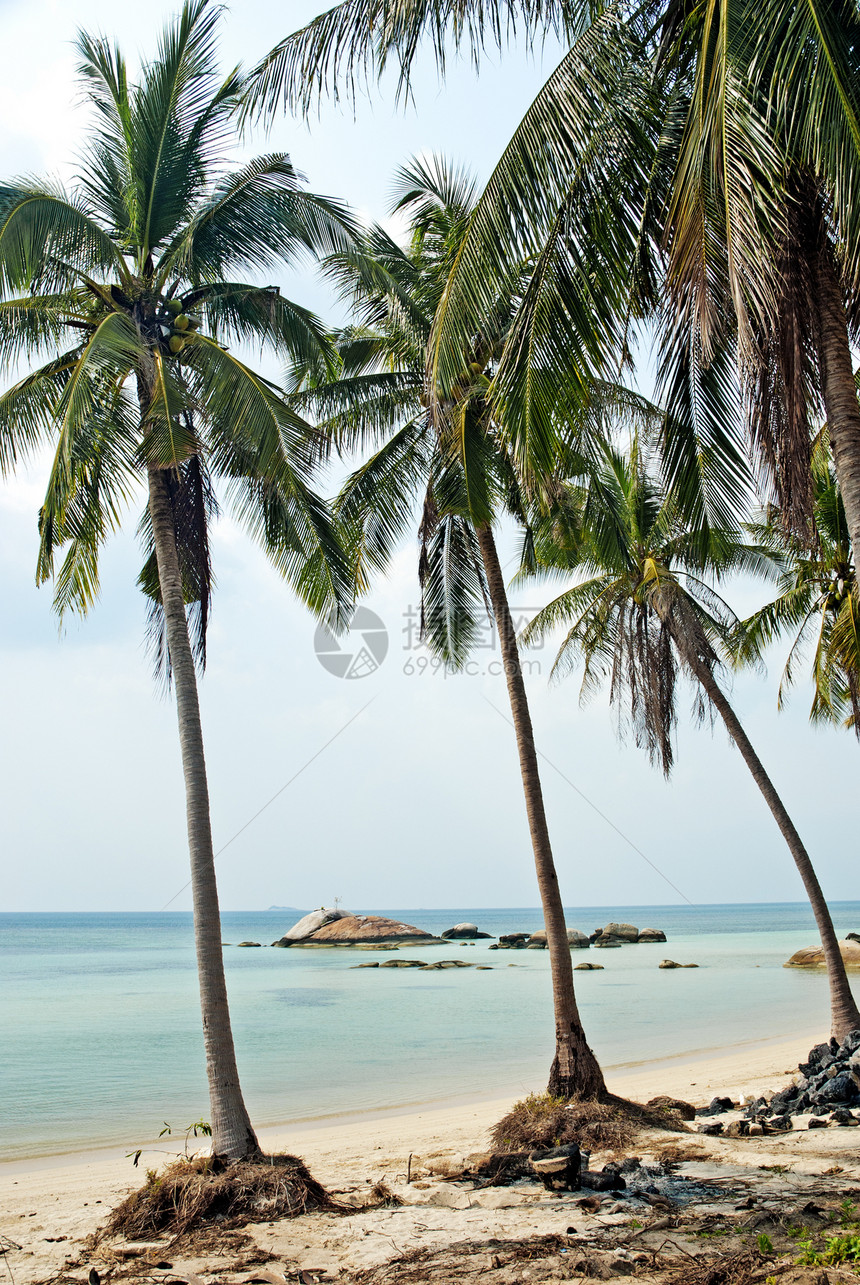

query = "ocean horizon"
[3,902,858,1164]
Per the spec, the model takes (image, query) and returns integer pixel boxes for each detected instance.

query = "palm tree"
[521,437,860,1041]
[0,0,355,1162]
[291,155,606,1098]
[243,0,860,561]
[740,437,860,735]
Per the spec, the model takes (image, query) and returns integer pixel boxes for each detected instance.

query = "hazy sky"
[0,0,856,915]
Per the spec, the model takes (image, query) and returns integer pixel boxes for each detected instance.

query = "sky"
[0,0,856,915]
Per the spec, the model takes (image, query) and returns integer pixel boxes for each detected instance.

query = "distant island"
[266,906,306,913]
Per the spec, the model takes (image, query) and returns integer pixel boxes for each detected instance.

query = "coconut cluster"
[159,297,200,355]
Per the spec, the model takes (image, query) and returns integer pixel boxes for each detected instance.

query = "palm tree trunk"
[148,463,260,1162]
[814,244,860,560]
[475,523,606,1098]
[671,627,860,1043]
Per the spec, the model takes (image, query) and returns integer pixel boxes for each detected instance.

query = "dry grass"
[104,1153,338,1237]
[490,1092,640,1154]
[669,1249,766,1285]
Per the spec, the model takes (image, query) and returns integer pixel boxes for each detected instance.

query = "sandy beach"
[8,1026,860,1284]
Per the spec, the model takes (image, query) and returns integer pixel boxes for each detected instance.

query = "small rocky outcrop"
[785,940,860,970]
[637,928,667,942]
[309,914,438,943]
[575,961,604,970]
[692,1032,860,1133]
[659,959,698,969]
[494,933,530,950]
[568,929,591,949]
[596,922,639,944]
[272,907,350,946]
[441,923,493,939]
[236,941,262,947]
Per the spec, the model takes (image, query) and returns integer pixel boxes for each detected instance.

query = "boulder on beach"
[785,940,860,970]
[273,907,351,945]
[306,914,438,943]
[441,923,492,939]
[596,922,639,943]
[637,928,667,942]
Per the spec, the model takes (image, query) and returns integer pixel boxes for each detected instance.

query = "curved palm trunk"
[148,464,260,1162]
[475,523,606,1098]
[814,246,860,560]
[670,626,860,1042]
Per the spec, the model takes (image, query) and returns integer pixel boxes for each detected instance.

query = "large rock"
[597,922,639,943]
[307,914,438,943]
[637,928,667,943]
[568,930,591,949]
[785,940,860,970]
[441,923,492,939]
[274,907,350,944]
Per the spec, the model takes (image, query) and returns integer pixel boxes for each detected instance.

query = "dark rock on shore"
[637,928,667,942]
[236,941,261,947]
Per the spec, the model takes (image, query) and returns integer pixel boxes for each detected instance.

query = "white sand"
[1,1029,841,1283]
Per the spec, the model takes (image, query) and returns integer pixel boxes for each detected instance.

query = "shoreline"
[0,1025,825,1177]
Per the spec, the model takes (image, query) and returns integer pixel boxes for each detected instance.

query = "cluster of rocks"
[592,923,667,946]
[695,1030,860,1135]
[489,923,667,952]
[351,958,493,971]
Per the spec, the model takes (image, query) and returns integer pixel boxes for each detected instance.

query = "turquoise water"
[2,904,859,1162]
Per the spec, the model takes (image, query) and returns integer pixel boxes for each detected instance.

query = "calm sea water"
[2,904,859,1163]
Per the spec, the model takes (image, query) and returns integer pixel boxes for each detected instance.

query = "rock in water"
[785,940,860,970]
[575,961,604,970]
[441,923,492,939]
[308,914,437,943]
[637,928,667,942]
[273,907,350,945]
[597,922,639,943]
[568,930,591,948]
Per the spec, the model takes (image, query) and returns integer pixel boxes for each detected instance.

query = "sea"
[3,903,858,1164]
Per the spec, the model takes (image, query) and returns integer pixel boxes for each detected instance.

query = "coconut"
[168,335,185,353]
[173,314,190,332]
[166,298,183,315]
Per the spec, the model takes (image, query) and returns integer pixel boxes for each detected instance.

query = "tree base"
[105,1153,338,1237]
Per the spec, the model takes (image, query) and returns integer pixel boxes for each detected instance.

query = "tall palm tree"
[740,437,860,735]
[243,0,860,560]
[292,155,606,1098]
[521,438,860,1041]
[0,0,354,1162]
